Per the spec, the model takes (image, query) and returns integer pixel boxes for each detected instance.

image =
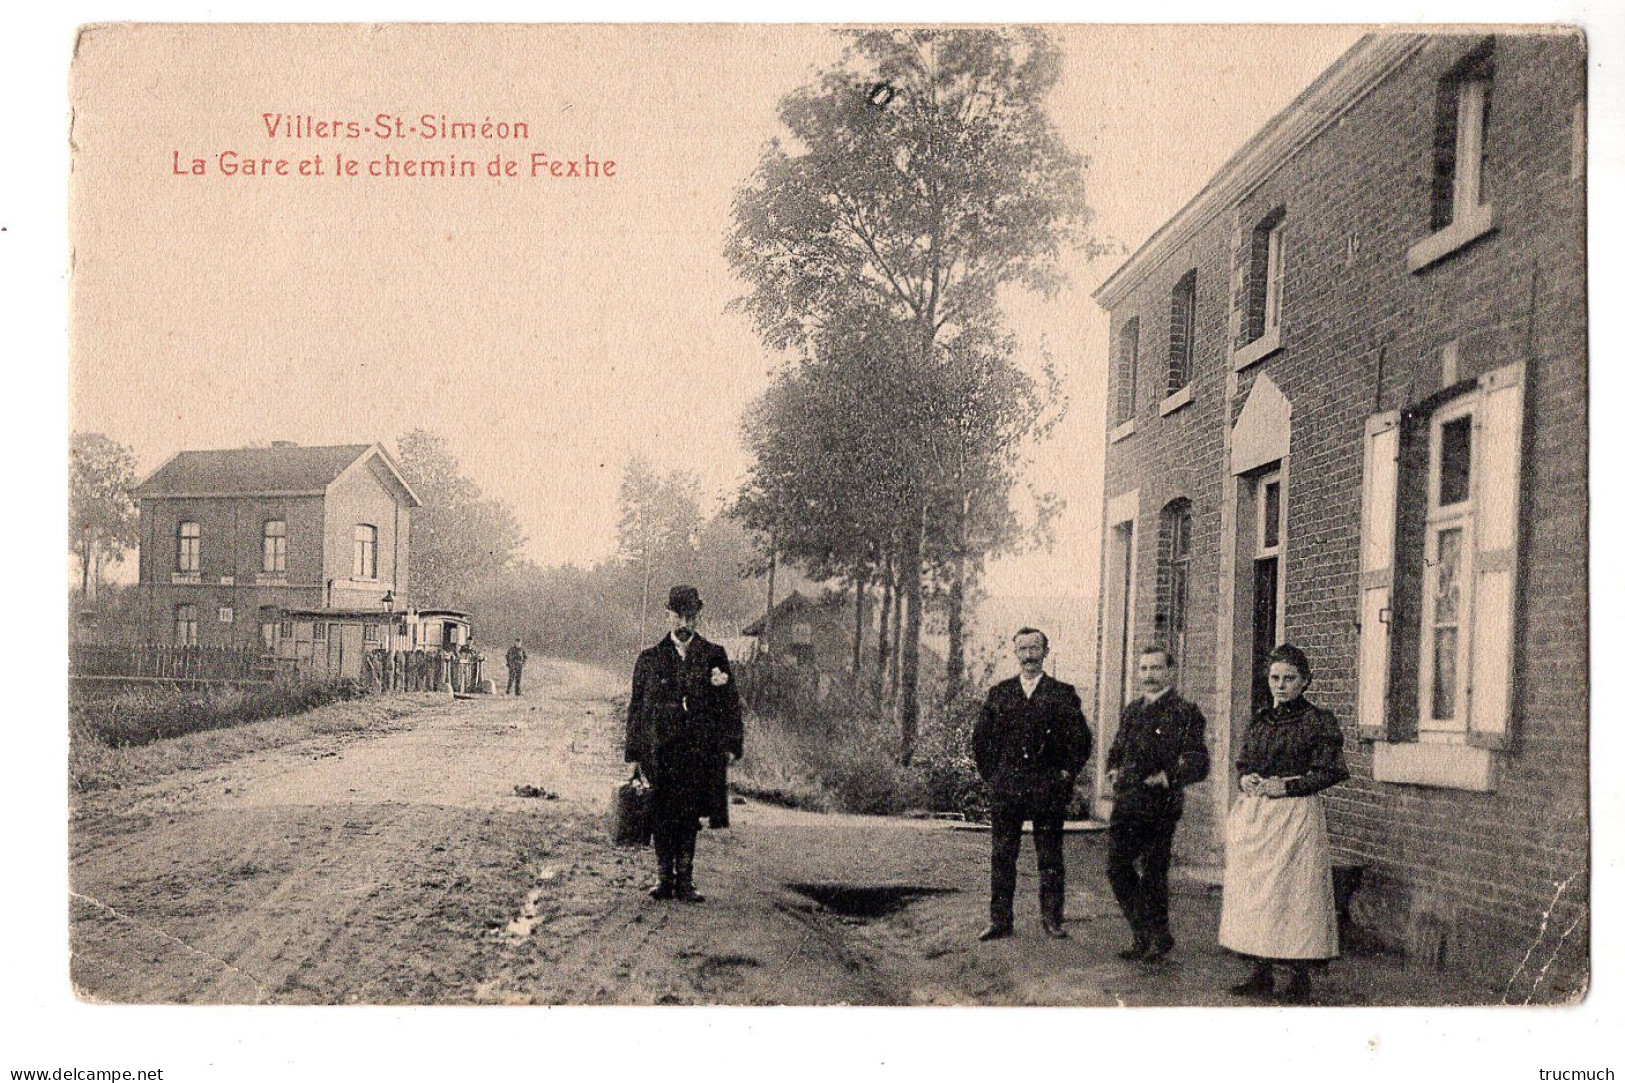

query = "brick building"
[1091,33,1586,999]
[132,443,421,658]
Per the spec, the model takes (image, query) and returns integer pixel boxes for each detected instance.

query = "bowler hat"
[666,585,704,616]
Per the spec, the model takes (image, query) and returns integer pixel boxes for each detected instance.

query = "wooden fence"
[69,644,269,684]
[71,642,487,694]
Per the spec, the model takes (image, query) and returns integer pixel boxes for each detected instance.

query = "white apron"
[1218,793,1338,960]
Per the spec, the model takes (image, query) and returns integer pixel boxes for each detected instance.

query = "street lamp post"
[382,590,395,691]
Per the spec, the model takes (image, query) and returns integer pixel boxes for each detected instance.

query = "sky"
[68,24,1364,604]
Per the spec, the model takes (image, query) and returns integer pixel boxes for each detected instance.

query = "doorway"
[1096,498,1139,815]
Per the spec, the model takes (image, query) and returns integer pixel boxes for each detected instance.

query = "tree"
[728,29,1102,757]
[69,432,139,598]
[926,323,1068,701]
[394,429,525,608]
[616,457,702,644]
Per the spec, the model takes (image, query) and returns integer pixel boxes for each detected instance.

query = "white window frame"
[262,519,288,574]
[1263,220,1286,337]
[1408,69,1497,272]
[353,524,378,580]
[1115,317,1141,426]
[1417,397,1477,738]
[174,603,198,646]
[1451,79,1489,221]
[176,520,201,574]
[1256,469,1283,562]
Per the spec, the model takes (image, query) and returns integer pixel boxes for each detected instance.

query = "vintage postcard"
[61,19,1589,1034]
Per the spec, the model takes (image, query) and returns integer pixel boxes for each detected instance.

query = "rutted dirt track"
[70,659,1448,1006]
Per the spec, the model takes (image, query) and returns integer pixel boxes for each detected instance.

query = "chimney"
[270,440,298,448]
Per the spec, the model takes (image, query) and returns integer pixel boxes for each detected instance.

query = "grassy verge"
[70,684,441,795]
[732,698,990,820]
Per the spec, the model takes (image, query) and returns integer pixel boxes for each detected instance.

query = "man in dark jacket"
[505,638,527,696]
[1105,645,1210,961]
[625,585,743,903]
[971,627,1092,942]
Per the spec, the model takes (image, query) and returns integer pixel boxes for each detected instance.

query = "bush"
[733,693,996,820]
[70,679,366,749]
[906,695,991,822]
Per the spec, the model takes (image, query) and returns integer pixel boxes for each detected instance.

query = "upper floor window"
[1246,209,1287,344]
[1167,270,1197,395]
[1431,40,1494,233]
[354,524,378,580]
[1114,316,1141,425]
[262,519,287,574]
[174,603,198,646]
[176,521,201,573]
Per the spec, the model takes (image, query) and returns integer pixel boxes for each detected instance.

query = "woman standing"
[1219,644,1349,1002]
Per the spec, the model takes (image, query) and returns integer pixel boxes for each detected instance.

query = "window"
[1410,40,1497,271]
[364,622,380,644]
[1419,405,1475,732]
[1157,500,1193,665]
[353,524,378,579]
[218,606,234,624]
[313,621,327,641]
[1430,41,1494,232]
[1247,210,1287,343]
[262,519,287,573]
[259,607,278,650]
[174,603,198,646]
[1167,270,1197,395]
[1264,221,1286,336]
[280,619,294,639]
[1356,362,1524,774]
[1114,317,1140,425]
[176,521,201,573]
[1251,469,1286,716]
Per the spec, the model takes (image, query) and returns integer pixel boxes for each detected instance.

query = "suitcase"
[608,766,652,847]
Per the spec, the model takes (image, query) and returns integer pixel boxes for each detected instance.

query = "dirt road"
[70,658,1444,1006]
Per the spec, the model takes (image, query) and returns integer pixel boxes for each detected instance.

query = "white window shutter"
[1467,362,1525,750]
[1357,410,1401,740]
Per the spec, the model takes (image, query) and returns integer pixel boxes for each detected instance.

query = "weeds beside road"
[70,683,442,794]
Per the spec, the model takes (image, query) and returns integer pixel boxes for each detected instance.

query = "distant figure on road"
[1105,645,1210,963]
[971,627,1091,942]
[505,638,527,696]
[1220,644,1349,1002]
[625,585,743,903]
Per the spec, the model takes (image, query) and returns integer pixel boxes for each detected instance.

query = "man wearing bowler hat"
[625,585,744,902]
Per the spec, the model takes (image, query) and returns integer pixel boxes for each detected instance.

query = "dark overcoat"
[972,674,1092,800]
[625,634,744,829]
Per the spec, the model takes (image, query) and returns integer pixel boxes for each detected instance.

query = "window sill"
[1406,203,1497,273]
[1159,385,1193,416]
[170,572,202,585]
[1109,418,1136,444]
[1371,739,1494,791]
[1232,328,1282,371]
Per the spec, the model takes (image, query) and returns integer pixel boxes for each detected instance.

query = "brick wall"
[1096,33,1587,999]
[138,495,325,647]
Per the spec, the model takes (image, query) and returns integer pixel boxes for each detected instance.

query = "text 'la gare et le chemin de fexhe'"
[170,112,616,179]
[171,150,617,179]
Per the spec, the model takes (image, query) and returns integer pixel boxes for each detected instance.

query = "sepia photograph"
[5,4,1616,1077]
[61,21,1590,1011]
